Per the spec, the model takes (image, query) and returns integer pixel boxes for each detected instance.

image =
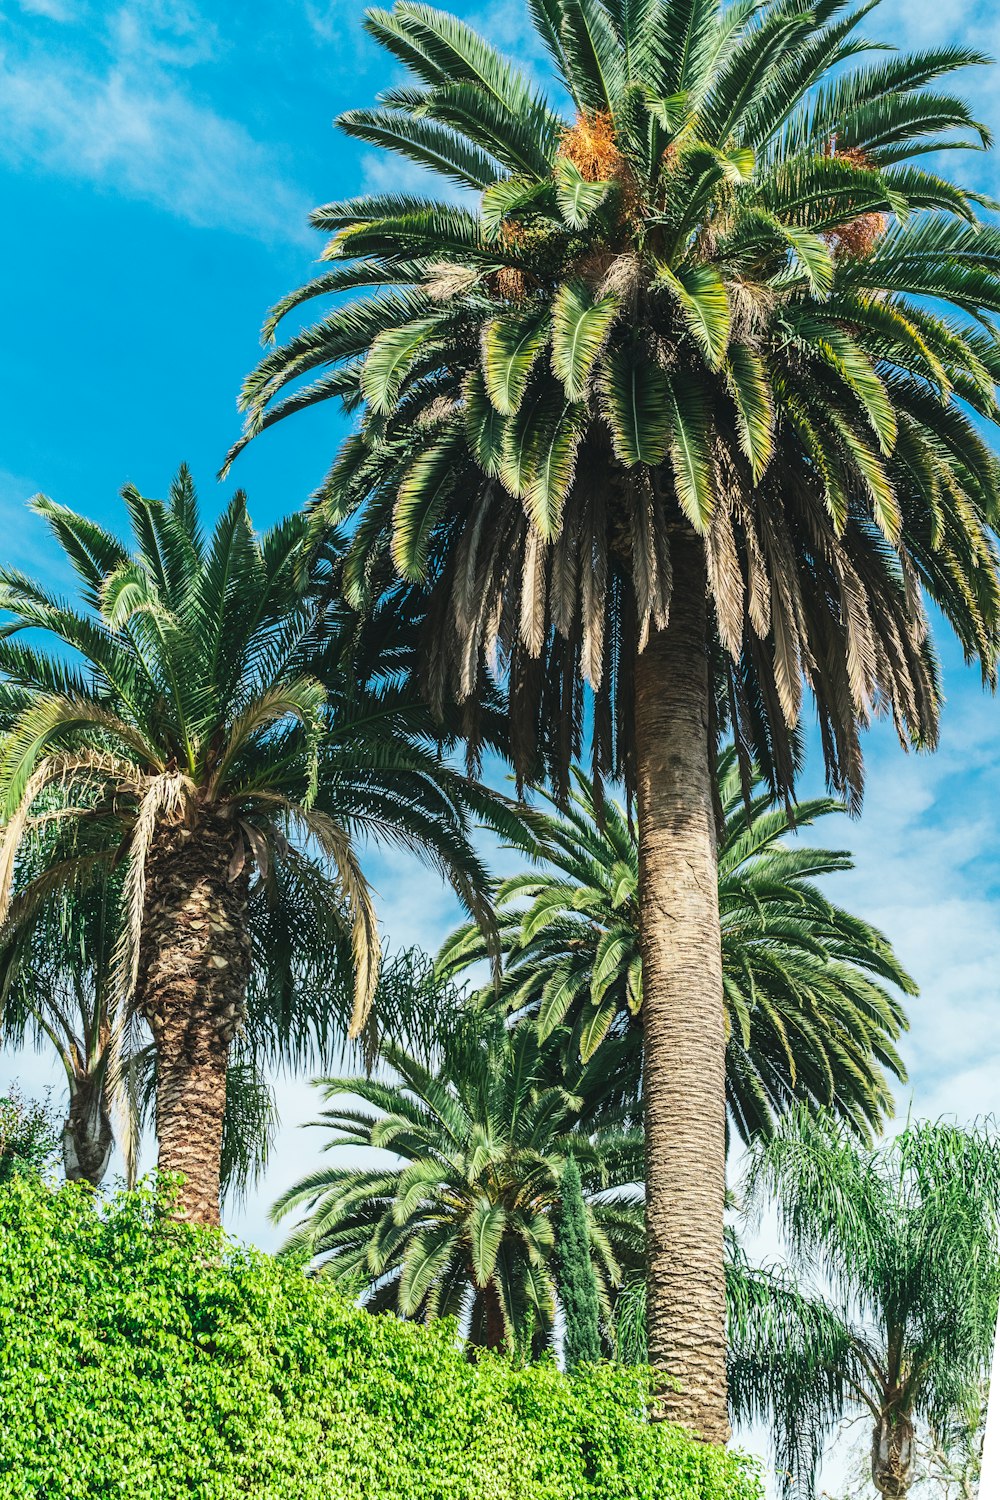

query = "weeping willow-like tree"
[228,0,1000,1437]
[729,1113,1000,1500]
[439,746,912,1143]
[0,472,507,1224]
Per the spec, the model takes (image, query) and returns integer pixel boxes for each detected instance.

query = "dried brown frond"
[424,262,479,301]
[416,395,458,428]
[728,279,776,342]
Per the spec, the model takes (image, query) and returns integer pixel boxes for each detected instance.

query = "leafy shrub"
[0,1087,58,1185]
[0,1176,761,1500]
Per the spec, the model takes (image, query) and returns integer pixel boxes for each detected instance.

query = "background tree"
[728,1112,1000,1499]
[228,0,1000,1435]
[555,1152,603,1368]
[440,747,912,1143]
[0,1086,58,1185]
[0,801,124,1186]
[0,472,505,1223]
[272,1007,644,1353]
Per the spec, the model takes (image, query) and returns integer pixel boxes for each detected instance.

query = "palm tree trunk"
[871,1413,914,1498]
[137,809,251,1227]
[62,1073,114,1187]
[633,536,729,1444]
[483,1283,507,1351]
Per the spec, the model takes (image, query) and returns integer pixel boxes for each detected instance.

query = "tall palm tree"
[439,746,912,1142]
[0,470,505,1224]
[272,1008,644,1352]
[227,0,1000,1434]
[729,1113,1000,1499]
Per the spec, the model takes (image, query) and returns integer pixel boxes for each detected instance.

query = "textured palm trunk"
[62,1073,114,1187]
[136,808,251,1227]
[871,1412,914,1498]
[483,1282,508,1351]
[634,537,729,1444]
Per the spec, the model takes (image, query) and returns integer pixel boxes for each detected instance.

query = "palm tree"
[271,1008,644,1353]
[0,799,361,1195]
[0,470,505,1223]
[728,1112,1000,1498]
[0,800,124,1186]
[227,0,1000,1434]
[439,746,912,1143]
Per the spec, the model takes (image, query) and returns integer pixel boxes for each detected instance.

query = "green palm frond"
[440,747,912,1143]
[272,997,642,1351]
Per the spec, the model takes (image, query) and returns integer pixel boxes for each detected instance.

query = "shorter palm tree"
[0,806,123,1185]
[0,470,504,1222]
[439,749,913,1142]
[0,799,361,1194]
[729,1112,1000,1499]
[272,1005,644,1352]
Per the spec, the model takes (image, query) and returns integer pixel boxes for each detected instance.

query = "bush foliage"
[0,1089,58,1185]
[0,1177,760,1500]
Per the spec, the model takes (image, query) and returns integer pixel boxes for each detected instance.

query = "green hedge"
[0,1177,761,1500]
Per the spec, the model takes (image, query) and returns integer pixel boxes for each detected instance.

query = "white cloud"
[0,3,313,244]
[16,0,79,21]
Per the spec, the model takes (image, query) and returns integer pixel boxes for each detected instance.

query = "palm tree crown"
[272,1008,644,1352]
[439,747,913,1142]
[0,470,502,1220]
[229,0,1000,805]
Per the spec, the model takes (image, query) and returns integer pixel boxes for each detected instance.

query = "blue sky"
[3,0,1000,1485]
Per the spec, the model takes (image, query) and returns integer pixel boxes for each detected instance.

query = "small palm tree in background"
[272,1007,644,1353]
[0,801,124,1186]
[229,0,1000,1434]
[440,747,912,1143]
[0,471,502,1223]
[728,1112,1000,1499]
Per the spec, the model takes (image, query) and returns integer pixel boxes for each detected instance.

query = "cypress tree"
[555,1155,602,1368]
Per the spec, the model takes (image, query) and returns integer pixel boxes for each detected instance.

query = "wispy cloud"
[0,2,313,244]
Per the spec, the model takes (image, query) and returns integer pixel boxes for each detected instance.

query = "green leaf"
[559,0,626,113]
[537,960,585,1040]
[483,309,550,414]
[391,437,458,578]
[646,91,689,131]
[805,318,898,454]
[468,1200,507,1285]
[591,926,635,1006]
[780,224,836,299]
[579,994,618,1060]
[665,377,714,529]
[551,280,619,399]
[360,318,438,413]
[655,262,731,369]
[464,369,505,475]
[554,158,611,230]
[500,382,587,535]
[600,346,671,466]
[726,344,774,482]
[523,399,589,538]
[481,176,550,240]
